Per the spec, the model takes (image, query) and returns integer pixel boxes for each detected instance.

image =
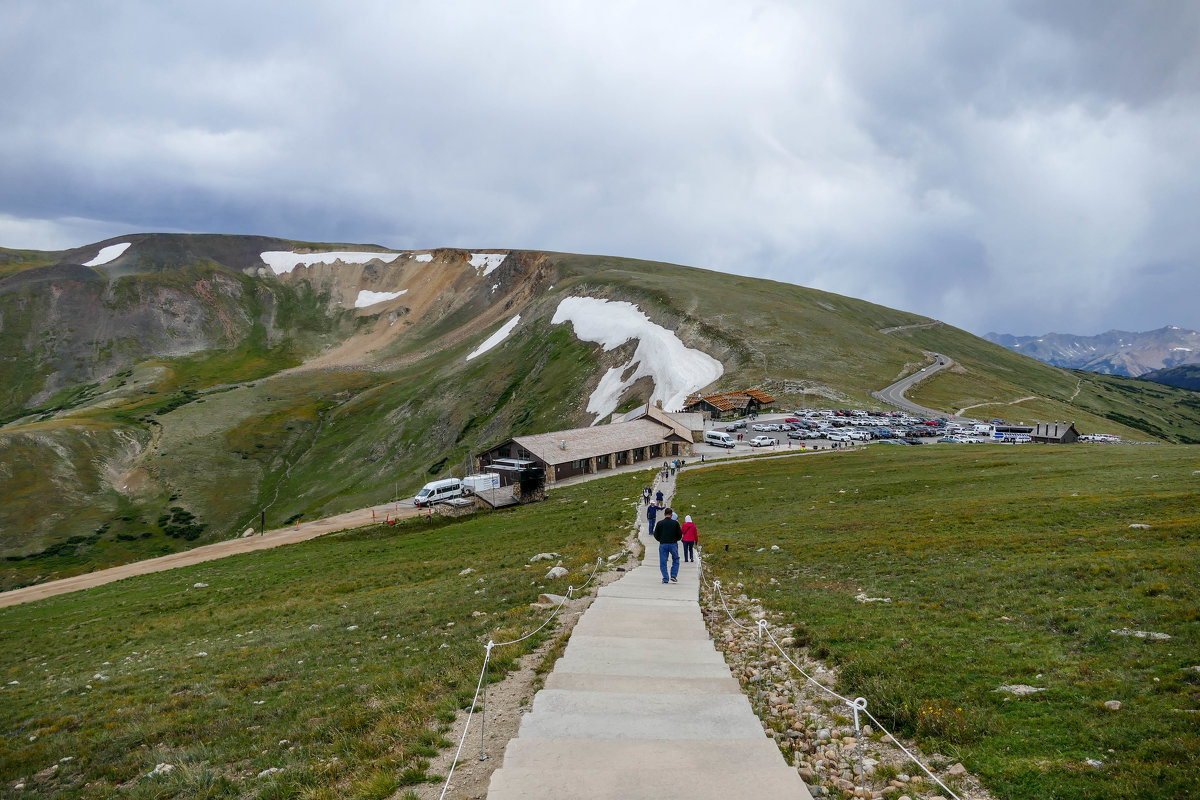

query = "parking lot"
[692,407,1001,460]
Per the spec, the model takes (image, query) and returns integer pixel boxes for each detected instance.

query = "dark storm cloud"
[1,0,1197,336]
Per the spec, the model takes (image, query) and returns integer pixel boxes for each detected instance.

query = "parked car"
[787,431,808,440]
[749,436,776,447]
[937,436,958,443]
[728,420,747,429]
[751,423,769,432]
[764,424,781,431]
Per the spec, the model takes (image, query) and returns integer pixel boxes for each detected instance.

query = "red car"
[785,417,801,423]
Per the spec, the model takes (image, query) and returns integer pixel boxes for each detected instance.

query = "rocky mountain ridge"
[984,326,1200,377]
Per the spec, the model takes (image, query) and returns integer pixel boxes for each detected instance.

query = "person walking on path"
[642,485,651,505]
[652,507,683,583]
[681,515,698,562]
[655,488,664,505]
[646,502,659,538]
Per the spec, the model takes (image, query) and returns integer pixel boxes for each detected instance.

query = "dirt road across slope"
[0,502,424,608]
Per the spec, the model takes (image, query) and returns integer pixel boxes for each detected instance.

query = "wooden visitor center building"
[476,404,699,485]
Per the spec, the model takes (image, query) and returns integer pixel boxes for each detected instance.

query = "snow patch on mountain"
[354,289,408,308]
[84,243,131,266]
[551,296,723,423]
[466,315,521,361]
[470,253,507,276]
[261,251,404,274]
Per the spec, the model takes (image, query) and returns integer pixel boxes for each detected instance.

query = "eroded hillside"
[3,234,1199,589]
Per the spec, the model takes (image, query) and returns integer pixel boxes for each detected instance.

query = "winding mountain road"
[871,354,954,417]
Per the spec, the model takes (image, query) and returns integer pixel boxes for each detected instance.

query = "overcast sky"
[2,1,1198,336]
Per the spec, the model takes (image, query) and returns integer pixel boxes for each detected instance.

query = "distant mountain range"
[983,326,1200,378]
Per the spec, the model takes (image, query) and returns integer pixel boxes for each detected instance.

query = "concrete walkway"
[486,478,812,800]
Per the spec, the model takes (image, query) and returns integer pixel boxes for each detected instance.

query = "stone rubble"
[702,586,996,800]
[1110,628,1171,640]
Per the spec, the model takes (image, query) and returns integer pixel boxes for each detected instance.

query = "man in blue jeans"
[652,508,683,584]
[646,503,658,538]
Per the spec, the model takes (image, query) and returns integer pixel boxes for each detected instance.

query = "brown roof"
[512,419,687,466]
[739,389,775,404]
[685,390,770,412]
[698,395,736,411]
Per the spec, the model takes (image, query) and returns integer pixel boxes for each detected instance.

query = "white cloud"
[0,1,1197,335]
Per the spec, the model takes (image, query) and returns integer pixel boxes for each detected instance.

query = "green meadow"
[2,444,1198,799]
[0,472,643,799]
[684,444,1200,800]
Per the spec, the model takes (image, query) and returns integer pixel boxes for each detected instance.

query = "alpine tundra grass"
[0,471,644,798]
[685,444,1200,800]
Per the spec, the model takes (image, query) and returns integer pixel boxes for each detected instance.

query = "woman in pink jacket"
[681,515,699,562]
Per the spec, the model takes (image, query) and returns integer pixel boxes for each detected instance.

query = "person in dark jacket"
[680,515,699,562]
[652,508,683,583]
[655,488,664,504]
[646,502,658,538]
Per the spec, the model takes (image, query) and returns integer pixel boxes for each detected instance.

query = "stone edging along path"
[482,472,814,800]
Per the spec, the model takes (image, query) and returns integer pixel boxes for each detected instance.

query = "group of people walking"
[643,483,699,584]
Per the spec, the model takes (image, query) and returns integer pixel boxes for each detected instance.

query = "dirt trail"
[955,395,1036,416]
[0,502,424,608]
[878,320,943,335]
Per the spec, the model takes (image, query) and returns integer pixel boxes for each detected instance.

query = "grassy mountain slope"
[3,235,1197,589]
[1142,363,1200,392]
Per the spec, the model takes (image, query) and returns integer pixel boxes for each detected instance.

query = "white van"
[704,430,736,448]
[413,478,463,507]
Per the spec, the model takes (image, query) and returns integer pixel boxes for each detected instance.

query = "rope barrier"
[437,643,492,800]
[709,581,963,800]
[437,553,610,796]
[492,584,575,648]
[575,556,604,592]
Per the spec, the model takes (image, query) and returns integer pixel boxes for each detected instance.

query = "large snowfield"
[260,251,406,274]
[551,296,723,423]
[354,289,408,308]
[83,242,131,266]
[466,315,521,361]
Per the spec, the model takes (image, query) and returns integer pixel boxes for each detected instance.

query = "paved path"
[486,479,812,800]
[871,352,954,418]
